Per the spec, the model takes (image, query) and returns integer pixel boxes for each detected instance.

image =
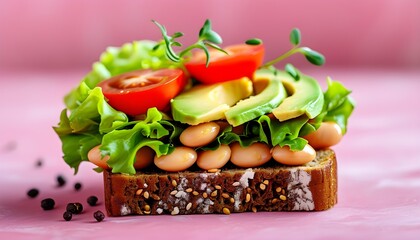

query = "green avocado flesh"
[225,69,287,127]
[272,71,324,121]
[171,77,253,125]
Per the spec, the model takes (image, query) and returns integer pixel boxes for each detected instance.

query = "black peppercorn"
[66,203,77,214]
[74,182,82,191]
[27,188,39,198]
[87,196,98,206]
[74,202,83,213]
[63,211,72,221]
[93,210,105,222]
[56,175,66,187]
[66,202,83,214]
[35,159,43,167]
[41,198,55,210]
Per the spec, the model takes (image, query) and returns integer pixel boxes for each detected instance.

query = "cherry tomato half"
[97,68,187,116]
[184,44,265,84]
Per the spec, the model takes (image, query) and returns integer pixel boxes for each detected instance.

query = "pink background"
[1,1,420,239]
[0,0,419,72]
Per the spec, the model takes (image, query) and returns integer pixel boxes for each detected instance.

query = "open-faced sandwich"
[54,20,354,216]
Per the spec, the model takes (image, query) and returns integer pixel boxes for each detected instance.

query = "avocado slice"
[171,77,253,125]
[225,69,287,126]
[272,71,324,121]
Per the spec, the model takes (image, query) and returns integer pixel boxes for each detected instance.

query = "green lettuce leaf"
[68,87,128,134]
[54,87,129,173]
[59,133,102,174]
[65,64,111,110]
[53,109,73,136]
[100,40,177,76]
[322,78,355,134]
[257,115,307,147]
[100,108,176,175]
[299,112,325,137]
[217,126,256,148]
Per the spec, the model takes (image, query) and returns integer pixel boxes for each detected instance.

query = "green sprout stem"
[260,47,300,68]
[179,43,202,58]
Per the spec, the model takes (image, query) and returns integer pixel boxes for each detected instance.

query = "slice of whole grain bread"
[103,149,337,216]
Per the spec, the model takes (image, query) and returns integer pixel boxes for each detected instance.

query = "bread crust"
[103,149,337,216]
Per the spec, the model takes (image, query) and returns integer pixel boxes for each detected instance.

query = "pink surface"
[1,69,420,239]
[1,0,420,71]
[1,0,420,238]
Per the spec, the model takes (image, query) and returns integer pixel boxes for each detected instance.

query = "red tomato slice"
[97,68,187,116]
[184,44,265,84]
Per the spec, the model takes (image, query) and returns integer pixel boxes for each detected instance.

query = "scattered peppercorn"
[63,211,72,221]
[74,182,82,191]
[93,210,105,222]
[66,202,83,214]
[56,175,66,187]
[27,188,39,198]
[87,196,98,206]
[66,203,77,214]
[35,158,43,168]
[41,198,55,210]
[74,202,83,213]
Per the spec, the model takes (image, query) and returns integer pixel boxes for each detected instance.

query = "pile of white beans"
[88,121,342,172]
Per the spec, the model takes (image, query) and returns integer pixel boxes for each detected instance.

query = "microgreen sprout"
[153,19,227,67]
[245,38,263,45]
[285,63,300,80]
[261,28,325,68]
[289,28,301,46]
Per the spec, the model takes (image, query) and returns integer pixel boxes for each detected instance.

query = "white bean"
[271,144,316,166]
[154,146,197,172]
[180,122,220,147]
[134,147,155,170]
[197,145,231,170]
[303,122,342,149]
[88,145,155,170]
[87,145,110,170]
[230,142,271,168]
